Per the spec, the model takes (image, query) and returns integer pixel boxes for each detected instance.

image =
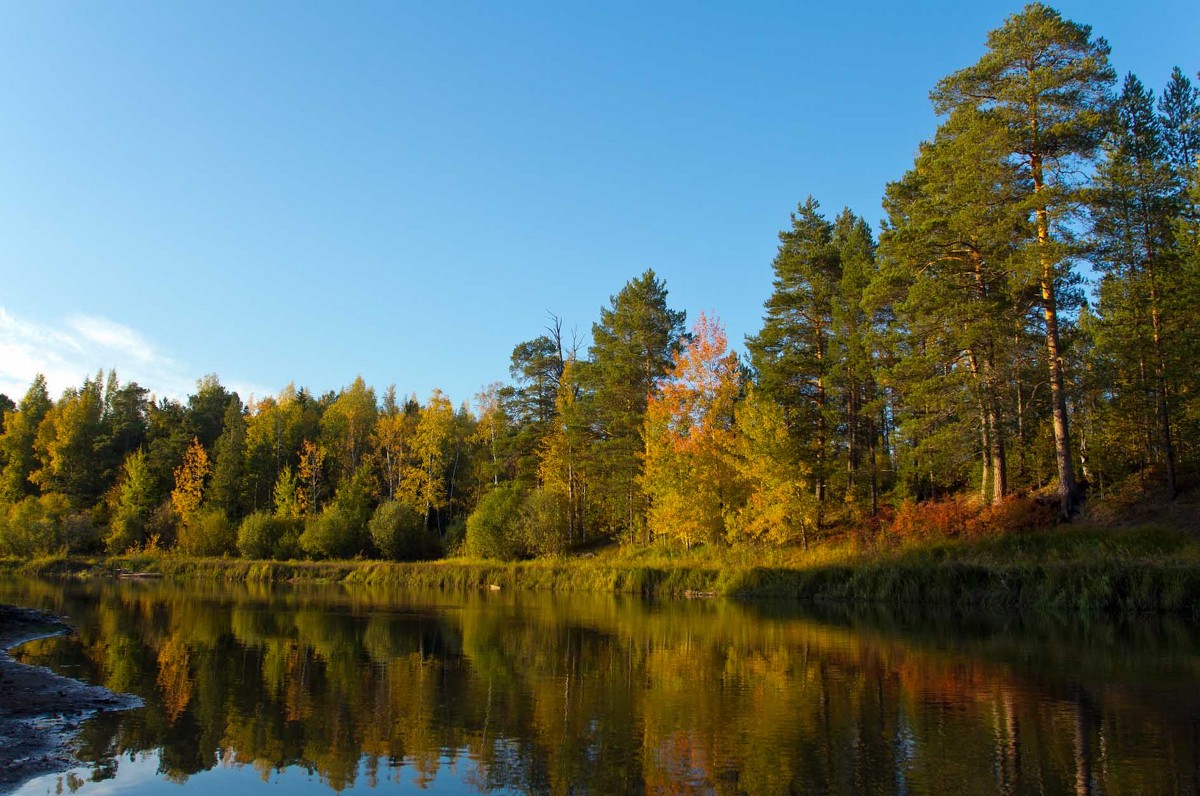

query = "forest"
[1,4,1198,565]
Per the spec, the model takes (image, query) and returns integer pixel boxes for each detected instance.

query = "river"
[1,577,1197,794]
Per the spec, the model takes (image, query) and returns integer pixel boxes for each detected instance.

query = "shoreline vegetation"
[1,6,1198,609]
[7,514,1200,615]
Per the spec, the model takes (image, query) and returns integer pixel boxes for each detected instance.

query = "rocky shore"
[0,605,140,794]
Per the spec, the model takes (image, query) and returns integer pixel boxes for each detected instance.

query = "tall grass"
[4,523,1199,615]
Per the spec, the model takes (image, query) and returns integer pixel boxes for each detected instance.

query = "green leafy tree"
[465,482,525,560]
[369,500,438,561]
[0,375,52,502]
[31,373,105,507]
[106,448,156,553]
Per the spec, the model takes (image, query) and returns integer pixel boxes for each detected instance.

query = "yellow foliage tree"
[171,437,210,520]
[728,388,818,548]
[296,439,326,516]
[642,313,741,548]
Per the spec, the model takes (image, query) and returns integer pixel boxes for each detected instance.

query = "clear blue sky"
[1,1,1196,407]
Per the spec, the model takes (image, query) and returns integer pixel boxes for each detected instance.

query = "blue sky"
[1,1,1197,407]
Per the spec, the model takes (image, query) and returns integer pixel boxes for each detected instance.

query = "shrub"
[106,511,146,555]
[465,483,525,560]
[237,514,303,560]
[145,500,180,550]
[300,506,365,560]
[968,495,1057,537]
[887,498,979,542]
[521,490,569,556]
[176,508,236,556]
[369,501,439,561]
[0,494,70,556]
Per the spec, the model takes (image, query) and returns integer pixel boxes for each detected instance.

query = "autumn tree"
[296,439,327,516]
[401,390,457,536]
[32,373,105,507]
[171,437,210,520]
[642,314,741,548]
[728,388,817,548]
[538,359,591,545]
[321,376,378,483]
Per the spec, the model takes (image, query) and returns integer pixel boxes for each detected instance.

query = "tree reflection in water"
[4,579,1198,795]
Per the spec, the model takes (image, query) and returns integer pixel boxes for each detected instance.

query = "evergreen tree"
[830,209,883,510]
[96,374,150,489]
[746,198,840,524]
[1158,66,1200,173]
[185,374,232,451]
[931,2,1115,515]
[880,107,1033,503]
[209,396,249,518]
[1091,73,1183,496]
[585,269,686,541]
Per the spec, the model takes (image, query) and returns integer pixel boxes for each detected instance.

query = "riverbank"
[6,522,1200,615]
[0,606,141,794]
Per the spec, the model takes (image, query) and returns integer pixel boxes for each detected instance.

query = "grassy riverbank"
[5,521,1200,615]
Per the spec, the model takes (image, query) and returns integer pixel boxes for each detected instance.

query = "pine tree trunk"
[1145,266,1178,498]
[1032,152,1079,517]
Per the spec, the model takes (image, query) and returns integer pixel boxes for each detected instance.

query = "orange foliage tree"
[642,313,742,547]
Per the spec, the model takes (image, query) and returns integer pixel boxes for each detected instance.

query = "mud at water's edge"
[0,604,141,795]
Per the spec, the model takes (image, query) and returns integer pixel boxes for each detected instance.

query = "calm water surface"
[1,577,1198,795]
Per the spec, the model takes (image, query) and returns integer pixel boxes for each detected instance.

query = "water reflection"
[3,578,1198,795]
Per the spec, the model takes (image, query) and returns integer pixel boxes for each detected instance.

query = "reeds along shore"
[6,523,1200,616]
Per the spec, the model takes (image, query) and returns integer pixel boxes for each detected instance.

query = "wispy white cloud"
[66,315,159,363]
[0,307,272,403]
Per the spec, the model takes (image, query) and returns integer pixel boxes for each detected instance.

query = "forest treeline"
[1,4,1198,563]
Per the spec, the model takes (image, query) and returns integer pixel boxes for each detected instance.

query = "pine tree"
[1158,66,1200,174]
[880,107,1032,503]
[209,396,249,518]
[931,3,1115,515]
[1091,73,1183,496]
[746,197,840,523]
[585,269,686,542]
